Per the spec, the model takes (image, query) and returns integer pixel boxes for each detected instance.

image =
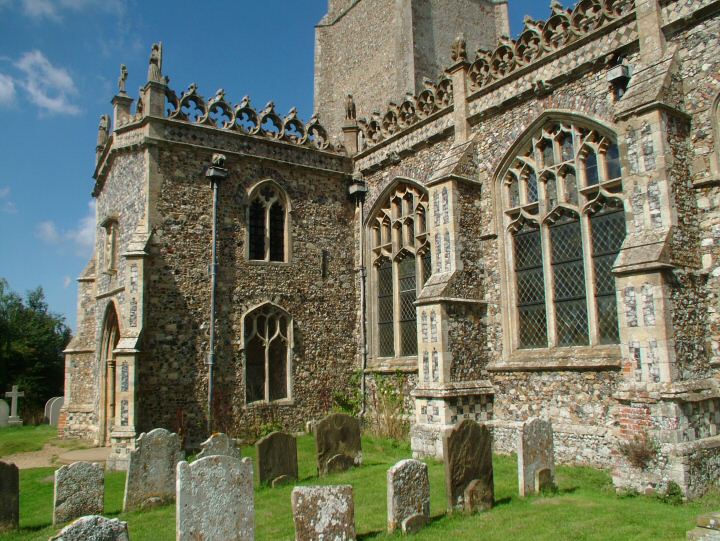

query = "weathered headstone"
[443,419,494,512]
[0,400,9,428]
[256,431,298,486]
[122,428,184,512]
[197,432,241,460]
[5,385,24,426]
[315,413,362,476]
[50,515,130,541]
[291,485,356,541]
[44,396,55,423]
[49,397,65,428]
[518,417,556,497]
[54,462,105,526]
[176,455,254,541]
[0,461,19,533]
[387,459,430,534]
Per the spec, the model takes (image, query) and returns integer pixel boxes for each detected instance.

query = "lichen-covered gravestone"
[443,419,494,512]
[176,455,254,541]
[291,485,356,541]
[315,413,362,476]
[53,462,104,526]
[257,431,298,486]
[387,459,430,534]
[0,461,19,533]
[197,432,241,460]
[50,515,130,541]
[122,428,184,512]
[518,417,556,497]
[0,400,9,428]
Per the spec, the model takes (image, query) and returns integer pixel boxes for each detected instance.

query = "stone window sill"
[366,355,417,373]
[245,260,291,266]
[244,398,295,407]
[488,344,622,372]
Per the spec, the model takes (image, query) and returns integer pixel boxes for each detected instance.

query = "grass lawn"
[1,431,719,540]
[0,425,90,457]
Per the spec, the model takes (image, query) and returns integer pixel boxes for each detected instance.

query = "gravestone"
[291,485,356,541]
[197,432,241,460]
[442,419,494,512]
[315,413,362,476]
[50,515,130,541]
[0,400,9,428]
[518,417,556,497]
[5,385,24,426]
[256,431,298,486]
[122,428,184,512]
[44,397,55,423]
[176,455,254,541]
[0,461,19,533]
[54,462,105,526]
[49,397,65,428]
[387,459,430,534]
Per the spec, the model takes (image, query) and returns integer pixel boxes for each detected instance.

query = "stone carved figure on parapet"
[118,64,127,94]
[97,115,110,150]
[147,42,163,83]
[451,34,468,63]
[345,94,356,121]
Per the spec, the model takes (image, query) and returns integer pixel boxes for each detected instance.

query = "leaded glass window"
[244,304,292,403]
[248,184,288,262]
[502,120,626,350]
[370,184,430,358]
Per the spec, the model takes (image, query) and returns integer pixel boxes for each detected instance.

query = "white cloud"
[22,0,58,19]
[35,200,95,256]
[18,0,125,20]
[62,276,72,288]
[0,73,15,106]
[0,187,9,199]
[15,50,79,115]
[0,186,17,214]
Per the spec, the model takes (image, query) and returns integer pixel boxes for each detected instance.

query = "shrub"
[368,373,409,441]
[657,481,684,505]
[618,432,658,469]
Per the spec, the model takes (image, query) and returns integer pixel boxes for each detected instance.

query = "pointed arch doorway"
[100,304,120,446]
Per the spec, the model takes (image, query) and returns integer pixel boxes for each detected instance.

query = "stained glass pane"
[246,336,265,403]
[551,218,589,346]
[509,178,520,207]
[527,172,538,203]
[514,226,547,348]
[585,150,599,186]
[542,140,555,167]
[545,175,557,209]
[606,143,622,180]
[591,208,625,344]
[269,202,285,262]
[268,337,287,401]
[249,199,266,260]
[399,256,417,355]
[422,251,432,285]
[561,134,574,161]
[564,170,578,205]
[378,259,394,357]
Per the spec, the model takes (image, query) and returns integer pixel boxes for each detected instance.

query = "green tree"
[0,278,71,421]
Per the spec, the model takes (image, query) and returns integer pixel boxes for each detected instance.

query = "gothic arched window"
[502,120,626,350]
[248,183,288,262]
[370,183,431,359]
[243,304,292,404]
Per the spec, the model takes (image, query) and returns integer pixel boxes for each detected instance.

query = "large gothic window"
[503,120,626,350]
[248,184,288,262]
[370,184,431,358]
[244,304,292,403]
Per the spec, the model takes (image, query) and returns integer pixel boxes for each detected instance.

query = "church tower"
[314,0,509,137]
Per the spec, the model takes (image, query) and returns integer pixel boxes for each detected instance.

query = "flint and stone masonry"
[62,0,720,498]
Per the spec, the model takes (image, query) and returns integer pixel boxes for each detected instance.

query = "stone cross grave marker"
[292,485,356,541]
[5,385,24,426]
[177,455,254,541]
[518,417,556,497]
[0,399,9,428]
[315,413,362,476]
[0,461,19,533]
[53,462,105,526]
[257,431,298,486]
[197,432,241,460]
[387,459,430,534]
[443,419,494,512]
[50,515,130,541]
[123,427,184,512]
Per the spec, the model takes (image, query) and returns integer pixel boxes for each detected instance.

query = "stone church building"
[62,0,720,496]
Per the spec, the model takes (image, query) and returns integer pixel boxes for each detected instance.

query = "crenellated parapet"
[468,0,634,93]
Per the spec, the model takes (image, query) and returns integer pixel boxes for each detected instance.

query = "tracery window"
[248,184,288,262]
[244,304,292,404]
[503,120,626,350]
[102,218,118,272]
[370,184,431,358]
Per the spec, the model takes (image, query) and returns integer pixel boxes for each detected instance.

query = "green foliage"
[0,278,71,422]
[258,421,284,438]
[658,481,685,505]
[368,372,409,441]
[618,432,658,469]
[332,370,362,415]
[0,425,56,456]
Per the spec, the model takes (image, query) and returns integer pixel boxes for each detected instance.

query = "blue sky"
[0,0,550,329]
